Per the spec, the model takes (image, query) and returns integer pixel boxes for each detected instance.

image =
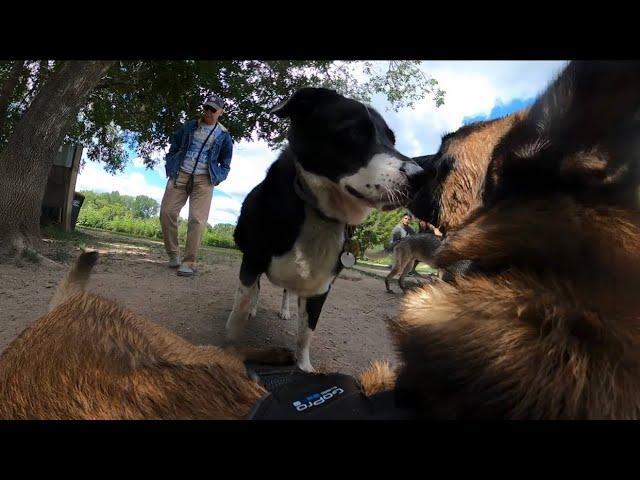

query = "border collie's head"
[272,87,423,224]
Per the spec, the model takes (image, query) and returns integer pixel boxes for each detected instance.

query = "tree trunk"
[0,60,114,257]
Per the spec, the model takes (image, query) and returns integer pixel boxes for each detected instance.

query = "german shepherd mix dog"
[228,87,423,372]
[392,61,640,418]
[407,112,529,282]
[384,233,442,293]
[3,62,640,419]
[409,110,528,235]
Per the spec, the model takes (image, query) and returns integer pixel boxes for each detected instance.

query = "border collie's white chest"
[267,207,344,297]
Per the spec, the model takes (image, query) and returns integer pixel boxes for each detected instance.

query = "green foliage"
[76,190,237,249]
[200,223,236,248]
[202,225,236,249]
[78,190,160,236]
[75,190,427,257]
[21,247,40,263]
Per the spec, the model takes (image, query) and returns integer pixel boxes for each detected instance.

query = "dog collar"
[293,172,342,224]
[340,225,357,268]
[291,165,359,269]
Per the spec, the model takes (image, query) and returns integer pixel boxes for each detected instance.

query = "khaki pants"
[160,171,214,268]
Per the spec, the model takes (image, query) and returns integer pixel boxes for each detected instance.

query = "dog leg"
[398,260,415,292]
[225,256,261,343]
[296,297,314,372]
[249,275,261,318]
[385,259,402,294]
[279,289,292,320]
[296,289,330,372]
[412,260,427,279]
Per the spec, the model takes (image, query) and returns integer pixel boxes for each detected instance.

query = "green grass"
[359,244,437,274]
[77,225,243,258]
[21,247,41,264]
[357,259,436,274]
[77,224,239,252]
[41,224,90,245]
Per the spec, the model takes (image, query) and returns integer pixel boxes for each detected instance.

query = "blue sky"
[462,97,535,125]
[76,61,567,225]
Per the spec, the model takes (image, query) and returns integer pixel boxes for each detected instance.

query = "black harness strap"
[245,364,417,420]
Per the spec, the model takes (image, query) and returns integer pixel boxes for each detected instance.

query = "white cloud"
[217,136,278,197]
[205,135,280,226]
[379,61,568,156]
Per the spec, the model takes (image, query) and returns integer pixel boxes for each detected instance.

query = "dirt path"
[0,228,407,376]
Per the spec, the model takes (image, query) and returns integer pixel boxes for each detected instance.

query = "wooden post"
[62,145,83,231]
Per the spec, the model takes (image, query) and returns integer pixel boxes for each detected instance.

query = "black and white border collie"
[227,87,423,372]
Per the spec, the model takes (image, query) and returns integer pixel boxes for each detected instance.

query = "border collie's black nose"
[401,160,426,193]
[400,161,424,178]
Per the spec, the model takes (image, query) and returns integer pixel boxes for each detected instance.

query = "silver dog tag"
[340,251,356,268]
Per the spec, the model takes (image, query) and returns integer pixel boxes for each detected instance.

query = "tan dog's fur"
[0,252,293,419]
[358,360,397,396]
[391,201,640,418]
[430,111,527,233]
[389,61,640,418]
[0,249,392,419]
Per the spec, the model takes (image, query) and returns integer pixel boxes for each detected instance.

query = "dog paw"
[269,347,296,365]
[278,311,292,320]
[297,361,316,373]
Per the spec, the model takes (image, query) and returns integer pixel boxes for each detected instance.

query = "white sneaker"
[168,254,181,268]
[177,263,197,277]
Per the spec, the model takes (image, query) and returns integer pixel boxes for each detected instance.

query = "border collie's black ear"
[484,61,640,206]
[270,87,340,119]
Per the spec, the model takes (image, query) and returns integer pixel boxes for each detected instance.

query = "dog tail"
[358,360,396,396]
[49,250,100,311]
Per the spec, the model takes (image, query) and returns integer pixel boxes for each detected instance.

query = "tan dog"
[0,249,393,419]
[0,251,294,419]
[384,233,442,293]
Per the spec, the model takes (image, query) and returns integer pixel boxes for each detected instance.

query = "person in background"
[159,93,234,277]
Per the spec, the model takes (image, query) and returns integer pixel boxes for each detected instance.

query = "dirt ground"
[0,228,407,376]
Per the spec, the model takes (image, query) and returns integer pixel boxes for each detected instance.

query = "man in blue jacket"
[160,93,234,277]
